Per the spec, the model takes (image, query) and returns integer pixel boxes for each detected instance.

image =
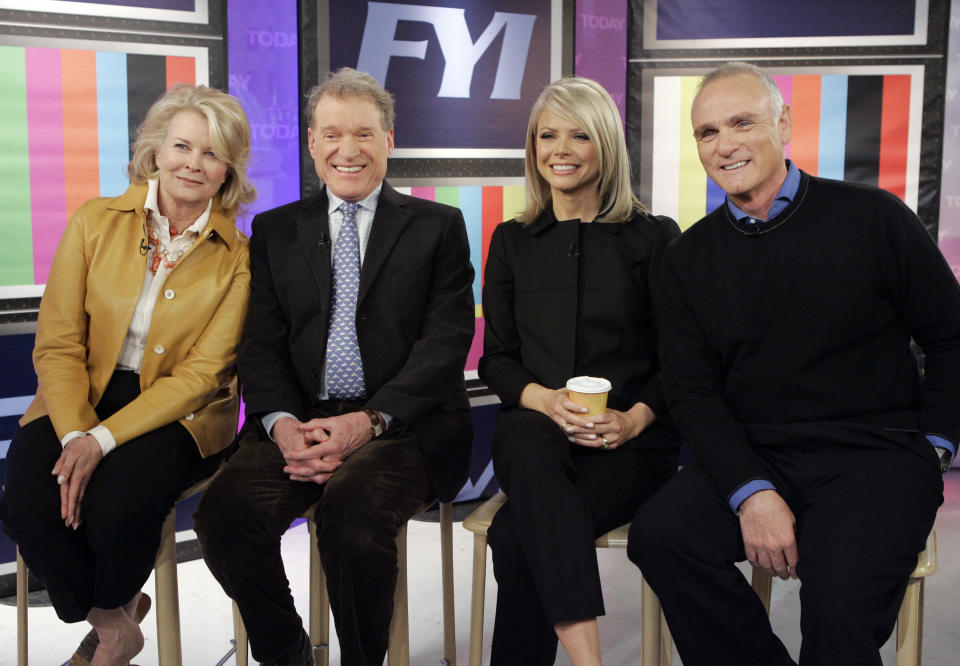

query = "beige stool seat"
[740,529,937,666]
[462,491,673,666]
[16,474,215,666]
[232,501,456,666]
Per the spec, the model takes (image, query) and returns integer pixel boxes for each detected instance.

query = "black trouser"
[193,402,433,666]
[0,370,223,622]
[629,438,943,666]
[487,408,678,666]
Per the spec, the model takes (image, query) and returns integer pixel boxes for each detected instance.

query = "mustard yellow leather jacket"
[21,183,250,457]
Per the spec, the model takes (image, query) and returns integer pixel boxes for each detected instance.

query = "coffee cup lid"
[565,376,612,393]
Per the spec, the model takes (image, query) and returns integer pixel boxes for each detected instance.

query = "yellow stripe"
[677,76,706,230]
[476,304,483,318]
[502,184,525,222]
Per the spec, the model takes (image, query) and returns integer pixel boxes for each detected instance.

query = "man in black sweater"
[629,62,960,665]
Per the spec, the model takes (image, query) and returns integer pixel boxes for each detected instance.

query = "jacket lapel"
[358,182,410,305]
[296,192,333,302]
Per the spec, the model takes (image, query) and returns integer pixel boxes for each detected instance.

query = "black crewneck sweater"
[656,171,960,498]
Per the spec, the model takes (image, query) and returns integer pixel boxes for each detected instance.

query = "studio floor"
[2,470,958,665]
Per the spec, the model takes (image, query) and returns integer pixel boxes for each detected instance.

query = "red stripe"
[790,75,821,176]
[166,56,195,88]
[878,75,909,200]
[61,50,99,218]
[480,186,502,286]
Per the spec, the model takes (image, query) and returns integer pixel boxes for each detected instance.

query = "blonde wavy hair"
[518,77,645,224]
[128,84,256,213]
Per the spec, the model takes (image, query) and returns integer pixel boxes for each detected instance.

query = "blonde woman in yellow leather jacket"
[1,84,254,666]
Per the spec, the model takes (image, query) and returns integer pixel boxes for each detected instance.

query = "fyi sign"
[329,0,558,156]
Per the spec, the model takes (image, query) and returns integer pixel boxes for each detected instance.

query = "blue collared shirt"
[726,159,801,224]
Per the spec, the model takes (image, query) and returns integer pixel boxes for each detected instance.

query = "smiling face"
[534,108,601,204]
[692,73,792,218]
[155,109,228,221]
[308,94,394,202]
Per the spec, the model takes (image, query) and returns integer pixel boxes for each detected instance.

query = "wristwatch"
[363,408,385,438]
[934,446,953,473]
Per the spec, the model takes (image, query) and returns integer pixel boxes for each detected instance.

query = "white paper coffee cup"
[565,376,612,415]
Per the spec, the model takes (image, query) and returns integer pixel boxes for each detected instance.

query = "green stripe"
[434,186,459,208]
[0,46,33,286]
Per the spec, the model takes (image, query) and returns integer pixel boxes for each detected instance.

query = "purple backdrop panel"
[575,0,627,124]
[939,0,960,282]
[654,0,917,40]
[329,0,553,152]
[227,0,301,235]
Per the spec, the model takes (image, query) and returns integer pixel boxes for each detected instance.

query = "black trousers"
[628,438,943,666]
[193,403,433,666]
[487,408,678,666]
[0,370,223,622]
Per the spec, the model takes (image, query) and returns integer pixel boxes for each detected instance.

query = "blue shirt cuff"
[729,479,777,513]
[926,434,956,457]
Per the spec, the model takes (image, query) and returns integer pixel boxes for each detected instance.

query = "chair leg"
[387,522,411,666]
[467,532,488,666]
[440,501,456,666]
[641,578,662,666]
[309,518,330,666]
[896,577,924,666]
[154,507,182,666]
[233,602,249,666]
[16,547,28,666]
[659,608,673,666]
[750,567,773,615]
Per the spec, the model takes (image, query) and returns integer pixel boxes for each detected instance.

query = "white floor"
[3,471,959,665]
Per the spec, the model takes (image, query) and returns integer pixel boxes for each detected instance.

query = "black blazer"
[479,209,680,448]
[239,182,475,501]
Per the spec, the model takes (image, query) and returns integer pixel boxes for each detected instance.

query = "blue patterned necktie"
[325,201,366,400]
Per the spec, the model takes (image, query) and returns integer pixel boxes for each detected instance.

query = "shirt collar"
[326,184,383,216]
[144,177,211,235]
[726,159,800,224]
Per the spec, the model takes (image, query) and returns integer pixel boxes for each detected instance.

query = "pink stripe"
[773,75,793,160]
[26,48,67,285]
[465,316,483,372]
[410,186,435,201]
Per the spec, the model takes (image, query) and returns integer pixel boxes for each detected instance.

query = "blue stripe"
[0,440,10,458]
[818,75,848,180]
[97,52,130,198]
[0,395,33,418]
[459,186,483,305]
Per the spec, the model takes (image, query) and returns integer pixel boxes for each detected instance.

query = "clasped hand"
[521,384,652,450]
[51,434,103,529]
[273,412,372,484]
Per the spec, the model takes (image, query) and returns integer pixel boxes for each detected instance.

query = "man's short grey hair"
[697,62,784,119]
[305,67,396,130]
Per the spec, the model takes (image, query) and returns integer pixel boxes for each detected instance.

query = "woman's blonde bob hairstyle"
[518,77,645,224]
[128,84,256,213]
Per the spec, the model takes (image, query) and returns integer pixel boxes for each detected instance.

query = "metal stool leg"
[387,522,410,666]
[16,547,28,666]
[155,506,182,666]
[440,501,457,666]
[309,517,330,666]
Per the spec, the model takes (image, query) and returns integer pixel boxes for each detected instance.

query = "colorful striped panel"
[0,46,198,286]
[650,72,919,230]
[394,184,526,371]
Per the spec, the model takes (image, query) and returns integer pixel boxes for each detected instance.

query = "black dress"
[478,208,681,664]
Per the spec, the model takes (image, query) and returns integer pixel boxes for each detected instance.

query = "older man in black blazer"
[195,68,474,666]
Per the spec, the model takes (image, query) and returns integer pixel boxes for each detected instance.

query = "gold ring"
[561,420,567,430]
[601,436,609,448]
